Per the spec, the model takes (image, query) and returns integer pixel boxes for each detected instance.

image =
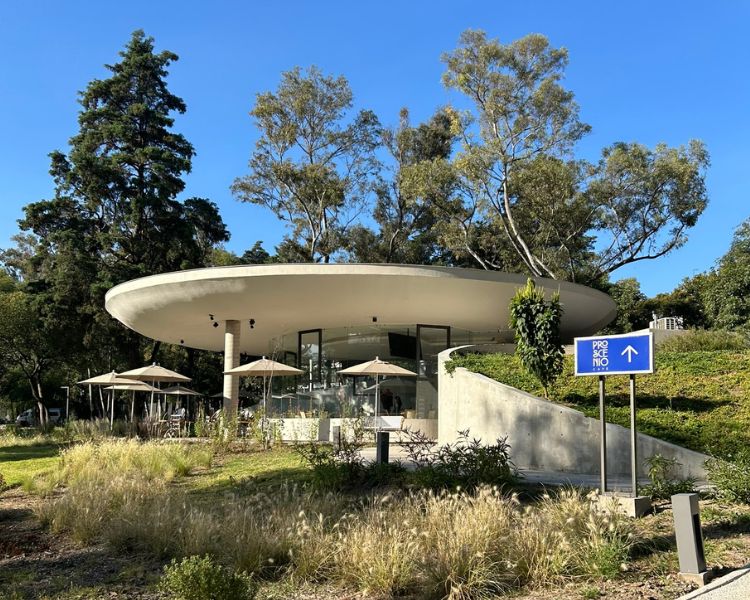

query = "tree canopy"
[0,31,231,415]
[232,66,381,263]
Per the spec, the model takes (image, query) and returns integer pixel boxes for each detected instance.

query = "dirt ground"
[2,489,748,600]
[0,489,166,599]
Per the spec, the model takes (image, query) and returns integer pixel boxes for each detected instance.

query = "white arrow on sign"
[621,345,639,363]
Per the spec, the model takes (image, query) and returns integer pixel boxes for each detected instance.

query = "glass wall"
[259,324,496,418]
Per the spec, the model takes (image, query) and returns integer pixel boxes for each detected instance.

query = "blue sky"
[0,1,747,296]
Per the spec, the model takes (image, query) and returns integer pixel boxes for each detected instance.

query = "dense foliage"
[706,450,750,504]
[0,31,230,418]
[508,278,564,396]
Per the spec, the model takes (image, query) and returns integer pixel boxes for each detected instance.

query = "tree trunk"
[30,375,48,429]
[148,340,161,364]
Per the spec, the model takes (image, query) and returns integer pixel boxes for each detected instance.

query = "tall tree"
[349,108,459,264]
[439,30,709,283]
[696,219,750,330]
[0,291,67,425]
[4,30,228,373]
[232,66,381,263]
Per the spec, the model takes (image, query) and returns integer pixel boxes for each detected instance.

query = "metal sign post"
[630,374,637,496]
[575,332,654,505]
[599,375,607,493]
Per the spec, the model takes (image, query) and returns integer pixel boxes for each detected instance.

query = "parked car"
[15,407,62,427]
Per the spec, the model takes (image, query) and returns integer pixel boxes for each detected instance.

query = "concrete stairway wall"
[438,345,708,480]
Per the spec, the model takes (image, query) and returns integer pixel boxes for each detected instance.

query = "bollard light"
[672,493,711,586]
[376,431,389,465]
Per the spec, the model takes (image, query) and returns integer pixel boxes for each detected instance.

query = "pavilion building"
[105,264,616,424]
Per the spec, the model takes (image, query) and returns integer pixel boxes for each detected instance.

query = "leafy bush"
[658,329,748,352]
[402,428,519,490]
[706,450,750,504]
[159,555,256,600]
[293,418,370,490]
[642,454,696,500]
[509,278,564,397]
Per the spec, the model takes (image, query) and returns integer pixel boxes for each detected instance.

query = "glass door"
[416,325,450,419]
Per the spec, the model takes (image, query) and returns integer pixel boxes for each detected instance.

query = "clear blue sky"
[1,0,747,296]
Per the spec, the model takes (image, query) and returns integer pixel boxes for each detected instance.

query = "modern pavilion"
[105,264,616,423]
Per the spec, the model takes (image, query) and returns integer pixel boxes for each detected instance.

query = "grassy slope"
[446,350,750,459]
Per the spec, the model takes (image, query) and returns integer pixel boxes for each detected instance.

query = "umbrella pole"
[130,391,135,423]
[375,373,380,432]
[110,389,114,430]
[263,375,268,448]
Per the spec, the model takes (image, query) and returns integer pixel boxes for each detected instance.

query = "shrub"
[642,454,696,500]
[509,278,564,397]
[402,428,519,490]
[293,418,369,490]
[657,329,748,352]
[706,450,750,504]
[159,555,256,600]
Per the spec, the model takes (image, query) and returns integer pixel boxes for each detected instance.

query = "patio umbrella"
[338,357,416,429]
[224,357,303,443]
[161,384,203,420]
[161,384,201,396]
[77,372,139,427]
[103,381,159,423]
[77,371,134,385]
[272,393,298,414]
[119,364,191,419]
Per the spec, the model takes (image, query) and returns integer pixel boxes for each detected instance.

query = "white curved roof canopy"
[105,264,616,355]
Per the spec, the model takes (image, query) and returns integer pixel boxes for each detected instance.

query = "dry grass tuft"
[36,441,635,597]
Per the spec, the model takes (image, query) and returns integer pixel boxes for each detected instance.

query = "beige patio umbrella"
[104,381,159,424]
[224,357,304,442]
[77,371,134,385]
[161,385,202,420]
[77,372,139,427]
[119,364,191,419]
[338,357,417,428]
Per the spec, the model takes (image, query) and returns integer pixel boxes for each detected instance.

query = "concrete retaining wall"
[438,346,708,479]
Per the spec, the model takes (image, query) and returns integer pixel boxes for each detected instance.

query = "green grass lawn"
[0,441,62,486]
[185,445,310,498]
[446,350,750,458]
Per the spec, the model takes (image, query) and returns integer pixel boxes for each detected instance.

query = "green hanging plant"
[509,278,564,398]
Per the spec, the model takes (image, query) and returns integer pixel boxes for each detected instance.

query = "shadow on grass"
[188,466,314,499]
[632,508,750,563]
[560,392,729,414]
[0,444,60,463]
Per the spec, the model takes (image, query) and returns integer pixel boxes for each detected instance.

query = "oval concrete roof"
[105,264,616,354]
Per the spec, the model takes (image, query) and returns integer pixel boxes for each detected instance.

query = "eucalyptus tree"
[440,30,709,283]
[232,66,381,263]
[348,107,459,264]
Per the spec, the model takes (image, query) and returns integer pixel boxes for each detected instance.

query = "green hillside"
[445,350,750,459]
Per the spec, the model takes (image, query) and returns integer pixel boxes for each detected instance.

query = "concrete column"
[223,320,241,415]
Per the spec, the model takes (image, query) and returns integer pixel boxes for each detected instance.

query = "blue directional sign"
[574,332,654,376]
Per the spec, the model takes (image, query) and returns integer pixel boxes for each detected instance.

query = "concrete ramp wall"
[438,346,708,480]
